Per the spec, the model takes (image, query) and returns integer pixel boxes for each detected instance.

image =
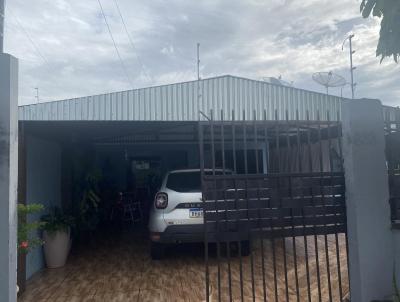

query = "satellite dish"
[312,71,346,95]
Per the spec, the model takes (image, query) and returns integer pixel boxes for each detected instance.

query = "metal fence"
[199,109,349,301]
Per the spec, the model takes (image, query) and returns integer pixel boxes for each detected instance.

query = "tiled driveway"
[18,229,348,302]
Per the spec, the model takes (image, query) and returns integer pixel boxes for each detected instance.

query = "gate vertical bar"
[266,111,279,302]
[327,110,344,301]
[275,109,290,302]
[232,109,244,301]
[306,110,322,302]
[296,109,312,302]
[254,110,267,302]
[317,110,333,302]
[337,110,350,295]
[220,109,233,302]
[285,109,300,302]
[199,119,210,302]
[242,110,256,302]
[209,109,222,302]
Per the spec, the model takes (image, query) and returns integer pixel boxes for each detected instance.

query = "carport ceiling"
[22,120,340,146]
[22,121,198,144]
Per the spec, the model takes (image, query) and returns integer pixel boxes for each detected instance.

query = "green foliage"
[41,207,75,235]
[17,203,46,253]
[68,148,103,239]
[360,0,400,62]
[76,170,102,233]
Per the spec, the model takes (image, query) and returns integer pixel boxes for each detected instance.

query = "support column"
[342,98,393,301]
[0,53,19,302]
[17,123,26,293]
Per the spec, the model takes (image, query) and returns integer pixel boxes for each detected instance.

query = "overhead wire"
[7,9,48,65]
[96,0,134,89]
[112,0,153,84]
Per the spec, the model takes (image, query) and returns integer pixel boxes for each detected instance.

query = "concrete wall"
[0,53,18,302]
[25,135,61,279]
[342,99,394,301]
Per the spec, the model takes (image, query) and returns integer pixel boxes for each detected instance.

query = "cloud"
[4,0,399,106]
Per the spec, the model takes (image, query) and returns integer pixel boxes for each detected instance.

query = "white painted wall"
[25,135,61,279]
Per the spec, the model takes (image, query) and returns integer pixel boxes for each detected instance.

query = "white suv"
[148,169,250,259]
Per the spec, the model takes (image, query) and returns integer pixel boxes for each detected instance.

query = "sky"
[4,0,400,106]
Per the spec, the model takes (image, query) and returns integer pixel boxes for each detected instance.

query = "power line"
[96,0,134,89]
[7,9,48,64]
[112,0,153,84]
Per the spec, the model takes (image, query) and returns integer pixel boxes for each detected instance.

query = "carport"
[17,75,345,301]
[18,120,201,276]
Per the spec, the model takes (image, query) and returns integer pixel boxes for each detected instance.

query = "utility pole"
[342,34,356,99]
[0,0,4,52]
[349,34,356,99]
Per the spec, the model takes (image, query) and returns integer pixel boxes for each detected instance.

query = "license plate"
[189,208,203,218]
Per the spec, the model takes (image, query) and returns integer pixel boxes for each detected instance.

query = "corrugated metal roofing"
[18,75,343,122]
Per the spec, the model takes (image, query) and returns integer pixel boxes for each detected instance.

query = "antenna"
[342,34,356,99]
[197,42,200,80]
[312,71,346,96]
[34,87,39,103]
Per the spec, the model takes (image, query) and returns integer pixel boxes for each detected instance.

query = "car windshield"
[166,170,229,193]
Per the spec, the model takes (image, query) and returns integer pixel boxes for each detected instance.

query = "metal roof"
[18,75,343,122]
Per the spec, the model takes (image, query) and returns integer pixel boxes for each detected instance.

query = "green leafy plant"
[17,203,46,253]
[68,148,103,239]
[78,170,102,231]
[360,0,400,62]
[41,207,75,235]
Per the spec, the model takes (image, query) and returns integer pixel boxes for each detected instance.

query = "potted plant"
[18,203,45,253]
[17,203,45,293]
[41,208,74,268]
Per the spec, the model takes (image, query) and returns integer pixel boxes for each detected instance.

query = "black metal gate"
[199,109,349,302]
[384,106,400,224]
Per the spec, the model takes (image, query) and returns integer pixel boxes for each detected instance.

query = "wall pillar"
[17,123,26,292]
[342,98,393,301]
[0,53,18,301]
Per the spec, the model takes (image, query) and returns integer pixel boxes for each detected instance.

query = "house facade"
[18,75,343,280]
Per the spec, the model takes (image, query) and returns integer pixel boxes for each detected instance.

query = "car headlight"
[155,192,168,209]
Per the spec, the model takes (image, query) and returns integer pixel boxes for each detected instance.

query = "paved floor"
[18,229,348,302]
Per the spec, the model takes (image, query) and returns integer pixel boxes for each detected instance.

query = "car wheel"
[150,242,166,260]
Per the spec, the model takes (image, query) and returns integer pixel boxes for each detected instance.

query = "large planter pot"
[43,228,71,268]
